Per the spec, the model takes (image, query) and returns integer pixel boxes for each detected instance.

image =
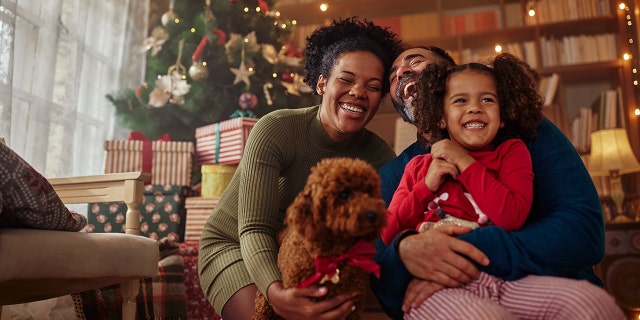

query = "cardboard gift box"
[104,136,194,185]
[201,164,237,198]
[184,197,219,242]
[195,117,258,165]
[86,185,198,241]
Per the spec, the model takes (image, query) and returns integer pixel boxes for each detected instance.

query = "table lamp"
[588,128,640,218]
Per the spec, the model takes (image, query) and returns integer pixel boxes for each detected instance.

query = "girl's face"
[316,51,384,142]
[442,69,500,151]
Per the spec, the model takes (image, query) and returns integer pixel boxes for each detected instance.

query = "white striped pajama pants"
[404,272,625,320]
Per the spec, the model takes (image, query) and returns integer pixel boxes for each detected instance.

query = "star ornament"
[230,60,254,86]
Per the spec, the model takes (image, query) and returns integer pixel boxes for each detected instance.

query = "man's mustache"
[393,73,418,123]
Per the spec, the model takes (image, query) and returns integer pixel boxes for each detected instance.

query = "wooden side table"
[594,222,640,319]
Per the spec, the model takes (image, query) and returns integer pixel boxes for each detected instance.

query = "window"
[0,0,148,177]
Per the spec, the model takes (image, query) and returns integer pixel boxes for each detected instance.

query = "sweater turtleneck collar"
[309,106,365,151]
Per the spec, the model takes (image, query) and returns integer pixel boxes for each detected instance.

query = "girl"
[381,53,542,245]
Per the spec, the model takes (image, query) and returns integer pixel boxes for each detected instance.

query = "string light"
[620,2,640,116]
[527,0,537,17]
[320,3,328,12]
[494,44,503,53]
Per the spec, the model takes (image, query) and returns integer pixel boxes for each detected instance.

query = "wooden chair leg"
[121,280,139,320]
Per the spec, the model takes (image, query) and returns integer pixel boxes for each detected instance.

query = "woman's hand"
[267,281,357,320]
[398,226,489,287]
[402,278,445,313]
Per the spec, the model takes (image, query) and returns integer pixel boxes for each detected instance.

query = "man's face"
[389,48,444,123]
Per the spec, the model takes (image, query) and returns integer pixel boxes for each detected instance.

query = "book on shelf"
[538,73,560,107]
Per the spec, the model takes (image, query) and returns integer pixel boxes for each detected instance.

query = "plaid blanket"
[72,239,187,320]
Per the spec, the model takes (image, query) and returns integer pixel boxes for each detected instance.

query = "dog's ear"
[286,183,326,241]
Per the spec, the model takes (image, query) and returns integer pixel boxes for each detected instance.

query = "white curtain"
[0,0,149,178]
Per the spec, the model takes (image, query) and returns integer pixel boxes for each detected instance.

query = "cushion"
[0,142,87,231]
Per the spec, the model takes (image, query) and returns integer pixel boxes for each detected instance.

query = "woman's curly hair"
[303,17,403,99]
[414,52,543,146]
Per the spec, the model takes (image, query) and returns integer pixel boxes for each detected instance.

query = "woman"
[198,17,403,320]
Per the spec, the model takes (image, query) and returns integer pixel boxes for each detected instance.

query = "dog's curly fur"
[253,157,387,320]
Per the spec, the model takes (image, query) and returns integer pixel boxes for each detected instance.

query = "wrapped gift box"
[184,197,219,242]
[86,185,198,241]
[195,117,258,165]
[104,139,194,185]
[201,164,237,197]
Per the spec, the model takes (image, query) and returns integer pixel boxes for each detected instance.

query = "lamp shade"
[589,128,640,176]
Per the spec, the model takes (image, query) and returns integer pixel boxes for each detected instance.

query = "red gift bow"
[127,131,171,177]
[297,239,380,288]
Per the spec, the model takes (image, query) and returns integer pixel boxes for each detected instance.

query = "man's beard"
[393,74,418,124]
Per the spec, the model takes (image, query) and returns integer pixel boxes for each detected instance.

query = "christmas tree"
[108,0,315,141]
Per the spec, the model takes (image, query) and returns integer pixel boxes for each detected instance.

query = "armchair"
[0,171,158,320]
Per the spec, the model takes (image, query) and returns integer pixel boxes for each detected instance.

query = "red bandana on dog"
[297,239,380,288]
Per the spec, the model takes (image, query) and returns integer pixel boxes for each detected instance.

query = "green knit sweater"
[198,106,395,310]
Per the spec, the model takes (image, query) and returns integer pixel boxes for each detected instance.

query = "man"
[372,46,620,319]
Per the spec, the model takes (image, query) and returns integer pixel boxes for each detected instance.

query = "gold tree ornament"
[189,61,209,81]
[230,46,254,86]
[161,0,178,26]
[148,39,191,107]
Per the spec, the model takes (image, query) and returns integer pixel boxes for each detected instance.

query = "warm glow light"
[244,7,249,12]
[635,108,640,116]
[495,44,503,53]
[272,73,278,78]
[528,9,536,16]
[281,23,287,29]
[320,3,328,12]
[256,6,261,12]
[624,53,632,60]
[619,2,627,10]
[292,20,297,25]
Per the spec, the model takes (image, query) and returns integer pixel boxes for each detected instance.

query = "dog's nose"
[365,211,379,223]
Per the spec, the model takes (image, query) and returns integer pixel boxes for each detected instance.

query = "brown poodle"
[253,157,388,320]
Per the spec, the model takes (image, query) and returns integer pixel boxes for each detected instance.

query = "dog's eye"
[338,189,352,202]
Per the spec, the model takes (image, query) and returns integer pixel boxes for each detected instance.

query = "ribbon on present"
[215,123,221,163]
[128,131,171,176]
[296,239,380,288]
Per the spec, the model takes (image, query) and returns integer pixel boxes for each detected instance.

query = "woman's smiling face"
[317,51,384,142]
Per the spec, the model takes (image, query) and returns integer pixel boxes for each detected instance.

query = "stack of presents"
[83,117,259,319]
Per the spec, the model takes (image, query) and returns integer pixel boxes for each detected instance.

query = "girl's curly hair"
[414,53,543,146]
[303,17,403,99]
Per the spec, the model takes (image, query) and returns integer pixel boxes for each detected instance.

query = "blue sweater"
[373,118,605,319]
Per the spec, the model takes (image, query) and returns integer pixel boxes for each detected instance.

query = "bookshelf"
[283,0,640,201]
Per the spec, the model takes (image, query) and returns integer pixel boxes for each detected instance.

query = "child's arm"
[382,155,437,245]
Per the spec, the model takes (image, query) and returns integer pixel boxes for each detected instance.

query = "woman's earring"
[438,120,446,129]
[317,88,324,95]
[500,122,505,128]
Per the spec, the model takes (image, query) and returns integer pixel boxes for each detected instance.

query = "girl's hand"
[424,158,458,192]
[267,281,357,320]
[430,139,476,173]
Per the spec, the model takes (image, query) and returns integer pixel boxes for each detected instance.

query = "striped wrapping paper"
[104,140,194,185]
[184,197,219,242]
[195,117,259,165]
